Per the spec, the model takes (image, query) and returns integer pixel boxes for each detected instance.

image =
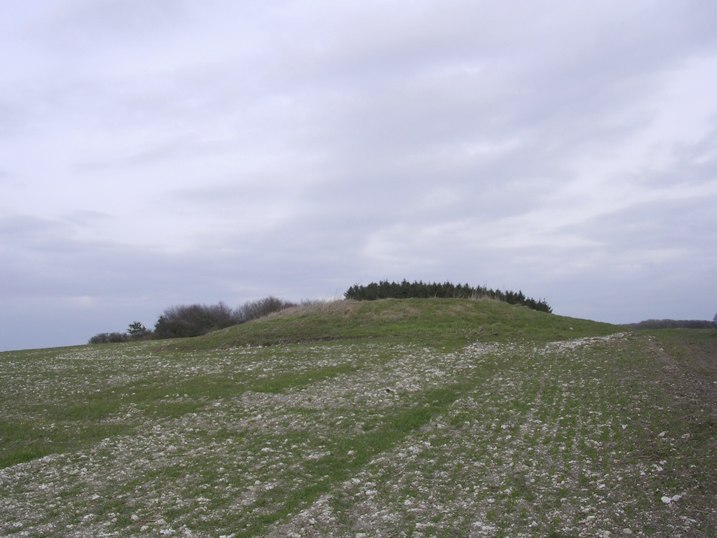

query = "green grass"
[1,299,715,536]
[168,298,617,351]
[0,346,363,469]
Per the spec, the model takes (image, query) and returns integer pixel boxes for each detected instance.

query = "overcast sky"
[2,0,716,351]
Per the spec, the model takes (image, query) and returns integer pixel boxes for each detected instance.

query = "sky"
[2,0,716,351]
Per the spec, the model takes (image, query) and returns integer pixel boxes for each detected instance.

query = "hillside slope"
[172,298,617,350]
[1,300,715,536]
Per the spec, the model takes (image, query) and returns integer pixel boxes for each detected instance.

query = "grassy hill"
[1,299,715,536]
[171,298,617,350]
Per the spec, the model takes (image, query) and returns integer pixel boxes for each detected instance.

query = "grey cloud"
[0,99,29,138]
[649,126,717,187]
[572,194,717,258]
[2,1,717,350]
[33,0,187,52]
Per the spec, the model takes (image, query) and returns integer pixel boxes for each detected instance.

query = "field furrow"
[1,331,715,536]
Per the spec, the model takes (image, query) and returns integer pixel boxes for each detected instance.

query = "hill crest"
[173,298,617,351]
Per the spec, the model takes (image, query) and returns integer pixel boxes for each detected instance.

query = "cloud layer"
[2,0,716,350]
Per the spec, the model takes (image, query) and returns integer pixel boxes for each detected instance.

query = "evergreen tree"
[344,280,552,313]
[127,321,149,339]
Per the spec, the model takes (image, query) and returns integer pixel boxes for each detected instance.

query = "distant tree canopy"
[625,319,716,330]
[88,332,129,344]
[154,303,236,339]
[153,298,296,339]
[344,280,553,313]
[234,296,294,324]
[89,296,296,344]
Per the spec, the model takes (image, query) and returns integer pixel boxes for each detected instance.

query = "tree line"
[89,296,296,344]
[624,318,716,330]
[344,280,553,313]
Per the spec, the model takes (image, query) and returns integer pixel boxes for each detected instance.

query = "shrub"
[154,303,236,339]
[88,332,129,344]
[88,297,299,343]
[235,296,296,323]
[153,298,295,339]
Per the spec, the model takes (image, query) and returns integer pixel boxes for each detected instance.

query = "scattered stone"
[0,334,710,537]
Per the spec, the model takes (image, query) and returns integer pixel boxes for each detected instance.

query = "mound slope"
[176,298,617,350]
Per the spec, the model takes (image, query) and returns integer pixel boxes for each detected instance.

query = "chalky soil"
[1,334,715,536]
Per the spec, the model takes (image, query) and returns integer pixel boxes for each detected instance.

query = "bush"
[88,332,129,344]
[154,303,236,339]
[235,296,296,323]
[87,296,299,343]
[153,298,296,339]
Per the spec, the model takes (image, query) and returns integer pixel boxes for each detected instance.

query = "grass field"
[1,299,715,536]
